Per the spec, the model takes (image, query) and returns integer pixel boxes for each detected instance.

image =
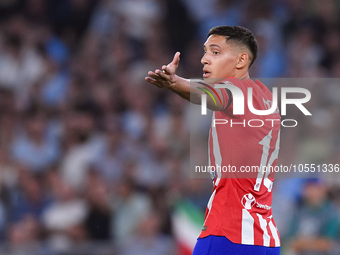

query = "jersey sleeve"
[221,88,232,110]
[217,77,243,112]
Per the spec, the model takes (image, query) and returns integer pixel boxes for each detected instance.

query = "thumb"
[171,52,180,67]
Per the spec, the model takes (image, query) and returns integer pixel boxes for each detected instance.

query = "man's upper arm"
[222,88,233,111]
[195,78,238,112]
[206,84,232,112]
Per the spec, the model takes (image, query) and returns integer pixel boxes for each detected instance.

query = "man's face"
[201,34,239,80]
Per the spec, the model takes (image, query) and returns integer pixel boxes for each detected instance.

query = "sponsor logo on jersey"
[241,193,272,210]
[241,193,256,210]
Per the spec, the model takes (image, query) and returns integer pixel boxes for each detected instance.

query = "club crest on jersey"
[263,98,279,114]
[241,193,256,210]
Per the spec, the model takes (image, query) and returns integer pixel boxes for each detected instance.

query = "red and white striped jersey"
[199,78,281,247]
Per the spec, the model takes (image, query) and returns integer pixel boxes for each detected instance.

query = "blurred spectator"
[0,18,46,96]
[119,211,174,255]
[0,146,17,190]
[6,215,53,255]
[117,0,162,43]
[163,0,197,54]
[94,117,126,182]
[40,57,70,107]
[12,110,59,173]
[61,106,105,191]
[111,178,152,246]
[84,170,111,240]
[198,0,241,41]
[285,179,339,255]
[9,167,50,223]
[42,172,88,252]
[286,25,323,77]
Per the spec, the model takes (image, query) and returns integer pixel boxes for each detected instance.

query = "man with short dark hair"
[145,25,281,255]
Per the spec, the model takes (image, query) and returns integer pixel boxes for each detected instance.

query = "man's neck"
[234,71,250,79]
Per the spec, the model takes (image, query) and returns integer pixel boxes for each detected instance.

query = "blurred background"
[0,0,339,254]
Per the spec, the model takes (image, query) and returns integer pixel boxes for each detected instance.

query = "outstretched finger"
[162,65,170,75]
[148,71,167,81]
[155,69,170,80]
[145,77,162,88]
[171,52,180,67]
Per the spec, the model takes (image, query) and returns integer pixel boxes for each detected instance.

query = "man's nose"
[201,53,209,65]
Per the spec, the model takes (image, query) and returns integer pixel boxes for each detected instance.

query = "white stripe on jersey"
[268,220,280,247]
[264,130,281,192]
[211,112,221,186]
[208,128,211,167]
[257,213,271,246]
[203,113,221,227]
[254,130,272,191]
[203,189,216,226]
[241,209,254,245]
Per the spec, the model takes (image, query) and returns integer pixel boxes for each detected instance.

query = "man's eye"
[213,51,219,55]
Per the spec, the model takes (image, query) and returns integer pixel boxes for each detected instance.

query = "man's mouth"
[203,70,211,78]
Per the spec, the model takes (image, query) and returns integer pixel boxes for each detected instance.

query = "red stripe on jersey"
[253,213,262,246]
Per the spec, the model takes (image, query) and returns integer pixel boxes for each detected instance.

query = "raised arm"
[145,52,224,111]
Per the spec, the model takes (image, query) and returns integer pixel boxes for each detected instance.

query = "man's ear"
[236,53,249,69]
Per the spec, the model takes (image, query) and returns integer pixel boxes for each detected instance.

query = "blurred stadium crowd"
[0,0,339,254]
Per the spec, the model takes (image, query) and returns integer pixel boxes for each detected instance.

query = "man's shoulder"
[217,78,271,96]
[218,77,264,88]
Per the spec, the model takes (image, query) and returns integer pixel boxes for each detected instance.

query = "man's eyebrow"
[203,44,222,49]
[211,44,222,48]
